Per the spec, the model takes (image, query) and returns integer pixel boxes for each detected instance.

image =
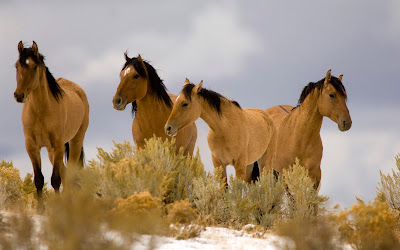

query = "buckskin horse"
[14,41,89,212]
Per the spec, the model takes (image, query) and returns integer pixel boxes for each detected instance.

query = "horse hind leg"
[51,144,66,193]
[26,140,45,213]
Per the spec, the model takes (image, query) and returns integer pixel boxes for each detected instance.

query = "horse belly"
[63,97,86,142]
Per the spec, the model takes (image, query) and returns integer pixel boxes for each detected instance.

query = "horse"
[265,70,351,189]
[112,53,197,155]
[14,41,89,212]
[165,79,275,183]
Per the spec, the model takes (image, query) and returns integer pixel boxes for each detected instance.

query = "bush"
[0,160,23,209]
[81,137,205,204]
[377,154,400,212]
[166,199,198,225]
[282,158,328,219]
[190,167,229,225]
[277,216,340,250]
[334,199,400,249]
[109,191,166,235]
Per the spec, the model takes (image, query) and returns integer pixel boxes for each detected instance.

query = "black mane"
[122,57,172,116]
[19,47,64,101]
[298,76,346,105]
[181,83,241,115]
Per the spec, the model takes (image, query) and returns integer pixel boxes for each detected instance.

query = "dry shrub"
[377,154,400,212]
[0,160,51,211]
[42,187,121,249]
[0,160,23,209]
[166,199,198,225]
[277,216,340,250]
[81,137,205,205]
[334,200,400,250]
[283,158,328,219]
[0,212,38,249]
[109,191,166,235]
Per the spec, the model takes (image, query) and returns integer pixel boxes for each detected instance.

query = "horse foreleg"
[51,145,65,193]
[26,140,44,213]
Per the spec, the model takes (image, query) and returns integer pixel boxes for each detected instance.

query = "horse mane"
[297,76,346,106]
[18,47,64,102]
[122,57,172,116]
[182,83,241,115]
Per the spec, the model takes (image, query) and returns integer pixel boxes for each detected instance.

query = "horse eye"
[182,103,188,107]
[133,74,140,79]
[329,93,335,98]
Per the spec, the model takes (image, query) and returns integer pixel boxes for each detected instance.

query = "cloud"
[76,3,261,87]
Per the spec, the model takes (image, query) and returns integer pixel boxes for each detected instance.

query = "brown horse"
[14,41,89,212]
[165,79,275,183]
[265,70,351,189]
[112,53,197,155]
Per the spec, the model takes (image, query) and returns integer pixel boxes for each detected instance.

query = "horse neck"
[293,91,323,141]
[135,84,171,123]
[26,68,51,111]
[199,98,239,133]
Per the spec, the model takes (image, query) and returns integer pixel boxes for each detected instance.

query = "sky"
[1,1,399,207]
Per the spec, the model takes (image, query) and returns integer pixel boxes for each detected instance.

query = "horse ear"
[18,41,24,54]
[137,54,144,63]
[184,78,190,86]
[137,54,148,76]
[32,41,40,59]
[338,74,343,81]
[193,80,203,94]
[324,69,332,84]
[124,51,130,61]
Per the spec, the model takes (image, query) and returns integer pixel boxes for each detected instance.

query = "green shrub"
[377,154,400,212]
[190,167,229,225]
[283,158,328,219]
[248,170,285,228]
[81,137,205,204]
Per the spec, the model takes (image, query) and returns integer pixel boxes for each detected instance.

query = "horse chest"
[208,135,239,164]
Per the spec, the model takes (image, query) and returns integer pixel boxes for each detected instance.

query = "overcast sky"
[1,1,399,207]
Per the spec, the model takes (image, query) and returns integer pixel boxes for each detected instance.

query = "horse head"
[14,41,44,103]
[318,70,352,131]
[112,53,149,110]
[165,79,203,137]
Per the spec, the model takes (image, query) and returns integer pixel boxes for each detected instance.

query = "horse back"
[265,105,294,128]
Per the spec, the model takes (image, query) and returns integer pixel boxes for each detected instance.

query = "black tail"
[64,142,70,164]
[79,147,85,168]
[251,161,260,183]
[64,142,85,168]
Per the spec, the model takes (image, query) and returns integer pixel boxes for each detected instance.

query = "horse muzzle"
[338,118,352,132]
[14,92,26,103]
[112,96,127,111]
[165,124,178,137]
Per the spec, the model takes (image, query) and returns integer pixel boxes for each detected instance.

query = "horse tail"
[78,147,85,168]
[64,142,70,163]
[64,143,85,168]
[251,161,260,183]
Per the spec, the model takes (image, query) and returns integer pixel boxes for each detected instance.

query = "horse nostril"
[116,98,122,105]
[14,92,25,102]
[166,126,171,132]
